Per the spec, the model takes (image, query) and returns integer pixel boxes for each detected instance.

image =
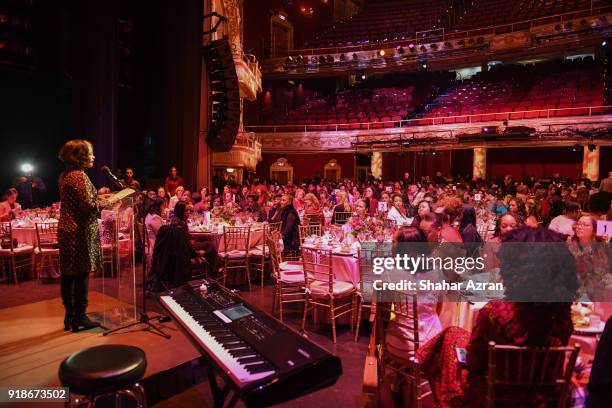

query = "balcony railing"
[245,105,612,133]
[276,6,610,57]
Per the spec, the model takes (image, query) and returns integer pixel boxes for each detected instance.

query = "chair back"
[358,244,392,303]
[298,224,322,246]
[35,222,59,249]
[304,213,323,226]
[222,226,251,253]
[486,342,580,408]
[268,221,282,232]
[376,289,420,352]
[332,211,352,225]
[266,230,282,279]
[0,222,16,251]
[301,247,333,292]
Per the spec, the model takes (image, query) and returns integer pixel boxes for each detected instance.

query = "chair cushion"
[58,344,147,395]
[0,245,34,255]
[278,270,305,283]
[248,248,266,257]
[218,250,247,259]
[309,280,355,296]
[279,261,303,271]
[35,247,59,255]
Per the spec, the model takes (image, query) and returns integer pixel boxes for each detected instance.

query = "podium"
[91,188,138,330]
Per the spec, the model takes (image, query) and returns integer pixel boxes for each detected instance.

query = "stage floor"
[0,292,202,407]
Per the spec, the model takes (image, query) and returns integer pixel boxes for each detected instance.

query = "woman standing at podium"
[58,139,113,332]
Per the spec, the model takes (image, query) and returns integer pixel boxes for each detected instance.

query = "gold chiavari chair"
[249,224,274,287]
[298,224,322,247]
[354,244,392,341]
[332,211,353,225]
[375,289,431,408]
[220,226,251,290]
[267,230,306,321]
[301,247,357,343]
[304,212,323,226]
[34,222,60,280]
[486,342,580,408]
[0,222,34,284]
[268,221,282,232]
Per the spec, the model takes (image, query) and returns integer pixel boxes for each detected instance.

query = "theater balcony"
[211,131,262,171]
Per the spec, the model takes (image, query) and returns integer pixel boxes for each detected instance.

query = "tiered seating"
[454,0,594,30]
[304,0,449,48]
[420,58,605,124]
[265,86,416,130]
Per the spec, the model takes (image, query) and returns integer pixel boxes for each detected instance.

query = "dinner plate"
[574,320,605,335]
[332,250,354,256]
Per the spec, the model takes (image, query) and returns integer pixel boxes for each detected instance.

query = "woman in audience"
[384,226,442,358]
[156,186,169,208]
[192,192,209,213]
[181,189,192,204]
[434,196,464,243]
[332,190,352,223]
[293,188,306,212]
[414,199,432,226]
[363,186,378,216]
[168,185,184,210]
[0,188,22,221]
[568,214,612,300]
[210,195,224,218]
[267,193,283,223]
[164,166,183,197]
[387,192,412,226]
[144,197,164,250]
[303,193,323,224]
[279,193,300,252]
[459,205,483,257]
[417,227,578,407]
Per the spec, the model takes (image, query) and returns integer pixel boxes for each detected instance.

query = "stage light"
[378,50,385,57]
[603,40,607,47]
[361,73,366,80]
[422,63,427,69]
[21,163,33,173]
[226,167,235,173]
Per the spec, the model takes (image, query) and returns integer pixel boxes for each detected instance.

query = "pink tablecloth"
[190,228,264,253]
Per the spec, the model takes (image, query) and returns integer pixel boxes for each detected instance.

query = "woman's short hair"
[58,139,93,169]
[174,201,187,221]
[3,187,17,200]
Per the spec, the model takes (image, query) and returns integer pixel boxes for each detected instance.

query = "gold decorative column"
[583,145,600,182]
[473,147,486,180]
[371,152,382,179]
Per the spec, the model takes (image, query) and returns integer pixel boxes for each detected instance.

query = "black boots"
[61,274,99,332]
[71,310,100,332]
[63,310,72,331]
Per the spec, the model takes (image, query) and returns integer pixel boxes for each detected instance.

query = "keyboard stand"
[208,368,239,408]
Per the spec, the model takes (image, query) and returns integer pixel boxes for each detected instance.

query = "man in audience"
[245,194,265,222]
[121,167,141,190]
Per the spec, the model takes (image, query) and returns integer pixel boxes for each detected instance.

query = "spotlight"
[378,49,385,57]
[603,40,607,47]
[21,163,33,173]
[422,63,427,69]
[361,73,366,80]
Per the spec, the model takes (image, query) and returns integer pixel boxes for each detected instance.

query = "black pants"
[60,274,89,315]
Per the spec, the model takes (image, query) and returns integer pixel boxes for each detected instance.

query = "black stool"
[59,344,147,407]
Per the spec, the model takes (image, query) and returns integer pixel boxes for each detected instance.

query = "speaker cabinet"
[204,39,240,152]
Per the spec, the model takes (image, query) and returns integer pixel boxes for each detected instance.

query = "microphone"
[100,165,126,189]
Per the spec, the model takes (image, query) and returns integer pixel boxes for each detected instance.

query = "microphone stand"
[103,200,171,339]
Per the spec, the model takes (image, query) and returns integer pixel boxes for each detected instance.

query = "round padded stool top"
[59,344,147,395]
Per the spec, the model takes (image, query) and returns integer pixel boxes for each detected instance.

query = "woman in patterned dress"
[58,139,114,332]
